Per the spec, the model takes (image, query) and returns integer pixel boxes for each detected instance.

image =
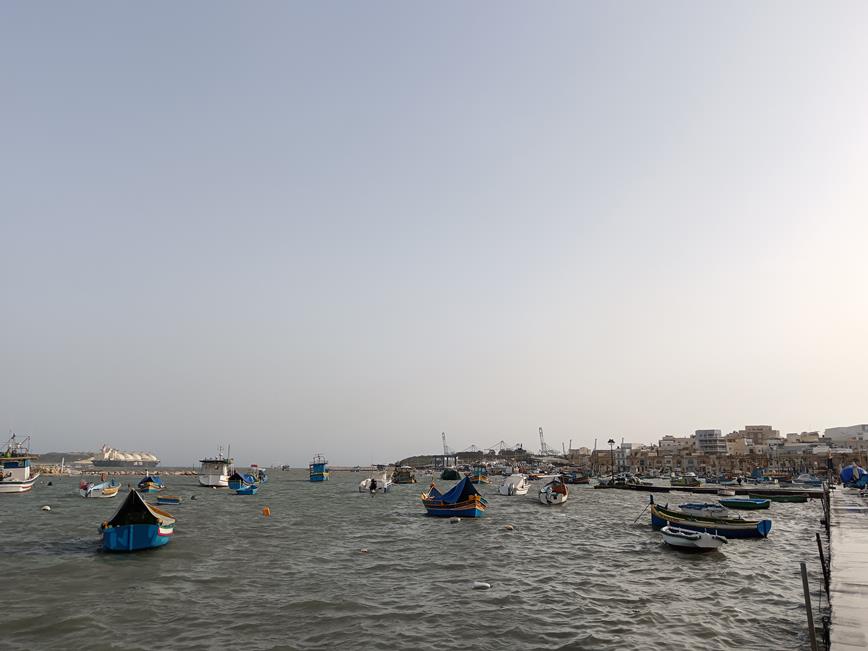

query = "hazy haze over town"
[2,2,867,466]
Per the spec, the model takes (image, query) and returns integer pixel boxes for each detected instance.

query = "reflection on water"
[2,471,824,650]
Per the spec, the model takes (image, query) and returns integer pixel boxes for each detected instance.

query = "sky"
[2,2,867,466]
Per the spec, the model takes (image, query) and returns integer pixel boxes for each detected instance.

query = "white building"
[825,424,868,443]
[695,429,727,455]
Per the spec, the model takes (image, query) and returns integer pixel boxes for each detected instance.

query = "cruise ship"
[91,444,160,468]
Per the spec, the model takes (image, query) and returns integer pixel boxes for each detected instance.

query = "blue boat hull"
[102,524,173,552]
[651,512,771,538]
[235,486,258,495]
[424,506,485,518]
[309,475,327,482]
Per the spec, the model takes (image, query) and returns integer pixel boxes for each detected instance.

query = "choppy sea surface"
[2,470,827,650]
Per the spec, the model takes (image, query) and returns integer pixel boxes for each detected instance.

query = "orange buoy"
[262,506,271,517]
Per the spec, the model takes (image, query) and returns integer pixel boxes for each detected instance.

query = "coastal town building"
[825,424,868,443]
[695,429,727,455]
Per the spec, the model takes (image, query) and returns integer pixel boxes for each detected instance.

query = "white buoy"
[450,517,461,524]
[360,548,368,554]
[504,524,514,531]
[472,581,491,590]
[41,505,51,511]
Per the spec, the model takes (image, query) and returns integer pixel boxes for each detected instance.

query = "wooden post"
[801,561,819,651]
[816,532,830,598]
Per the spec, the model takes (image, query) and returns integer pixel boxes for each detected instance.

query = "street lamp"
[608,438,616,481]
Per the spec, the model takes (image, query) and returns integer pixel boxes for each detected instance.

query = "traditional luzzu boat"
[228,471,256,491]
[137,475,164,493]
[661,525,727,551]
[421,476,487,517]
[718,497,770,510]
[0,434,40,494]
[100,489,175,552]
[749,492,808,503]
[309,454,329,482]
[651,501,772,538]
[156,495,181,505]
[499,474,530,496]
[539,477,569,505]
[469,466,490,484]
[79,478,121,498]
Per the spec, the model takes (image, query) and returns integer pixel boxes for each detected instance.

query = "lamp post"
[608,438,616,481]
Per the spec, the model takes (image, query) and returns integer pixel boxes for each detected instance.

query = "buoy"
[472,581,491,590]
[504,524,514,531]
[191,495,198,500]
[41,505,51,511]
[262,506,271,517]
[360,548,368,554]
[47,481,53,486]
[449,517,461,524]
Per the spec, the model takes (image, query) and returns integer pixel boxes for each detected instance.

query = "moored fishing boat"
[79,478,120,498]
[391,466,417,484]
[718,488,736,496]
[670,472,701,487]
[661,525,727,551]
[198,448,233,487]
[235,484,259,495]
[0,434,40,494]
[499,474,530,496]
[718,497,770,510]
[156,495,181,505]
[228,471,256,491]
[440,467,461,480]
[539,477,569,505]
[561,472,590,484]
[359,471,392,493]
[469,465,489,484]
[421,476,487,517]
[748,492,808,503]
[651,501,772,538]
[309,454,329,481]
[100,489,175,552]
[137,475,163,493]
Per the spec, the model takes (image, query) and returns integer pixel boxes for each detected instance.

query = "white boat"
[198,448,234,487]
[358,472,392,493]
[718,488,736,496]
[539,478,569,505]
[0,434,40,494]
[499,474,530,496]
[661,525,727,551]
[79,478,121,498]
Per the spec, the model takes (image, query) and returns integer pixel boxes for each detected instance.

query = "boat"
[228,471,256,491]
[670,472,701,487]
[309,454,329,481]
[156,495,181,505]
[539,477,569,505]
[137,475,163,493]
[359,471,392,493]
[748,492,808,503]
[440,467,461,480]
[661,525,727,551]
[198,448,234,487]
[499,474,530,496]
[235,484,259,495]
[79,478,120,498]
[678,502,731,518]
[718,488,736,496]
[595,473,670,492]
[792,473,824,487]
[0,434,40,494]
[100,489,175,552]
[718,497,770,510]
[469,466,490,484]
[92,444,160,468]
[250,465,268,483]
[650,501,771,538]
[421,476,487,517]
[561,472,591,484]
[391,466,417,484]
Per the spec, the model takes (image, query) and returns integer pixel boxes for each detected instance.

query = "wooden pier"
[829,488,868,649]
[684,485,824,499]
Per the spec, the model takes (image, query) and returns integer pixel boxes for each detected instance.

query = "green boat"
[718,497,770,510]
[749,492,808,503]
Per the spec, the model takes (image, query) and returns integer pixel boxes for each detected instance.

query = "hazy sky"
[2,2,867,466]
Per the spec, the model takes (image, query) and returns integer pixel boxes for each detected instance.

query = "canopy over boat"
[421,477,487,517]
[107,489,175,528]
[137,475,163,488]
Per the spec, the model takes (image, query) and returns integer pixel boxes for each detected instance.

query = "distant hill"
[35,451,94,463]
